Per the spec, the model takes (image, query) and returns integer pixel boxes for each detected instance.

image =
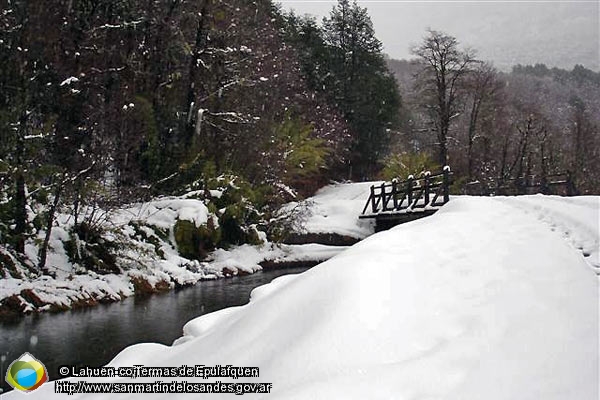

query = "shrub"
[274,115,331,189]
[220,205,263,247]
[381,152,440,181]
[66,223,120,274]
[173,219,221,260]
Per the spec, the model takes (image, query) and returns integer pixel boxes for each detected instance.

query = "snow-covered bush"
[173,219,221,260]
[267,200,313,243]
[190,173,270,248]
[64,222,121,274]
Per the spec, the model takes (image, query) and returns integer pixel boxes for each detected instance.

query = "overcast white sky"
[278,0,600,71]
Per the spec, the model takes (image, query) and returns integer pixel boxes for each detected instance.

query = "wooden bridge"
[360,168,452,231]
[359,168,577,232]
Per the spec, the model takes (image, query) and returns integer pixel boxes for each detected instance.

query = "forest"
[1,0,599,277]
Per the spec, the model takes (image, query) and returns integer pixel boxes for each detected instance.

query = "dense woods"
[1,0,598,276]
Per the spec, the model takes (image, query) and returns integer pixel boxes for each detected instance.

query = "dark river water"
[0,267,309,392]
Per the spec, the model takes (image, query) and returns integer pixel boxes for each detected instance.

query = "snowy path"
[497,195,600,272]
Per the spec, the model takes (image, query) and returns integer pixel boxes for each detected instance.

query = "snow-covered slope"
[16,195,598,399]
[282,181,378,239]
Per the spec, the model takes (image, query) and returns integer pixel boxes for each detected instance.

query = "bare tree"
[464,63,502,179]
[567,95,599,192]
[412,30,478,167]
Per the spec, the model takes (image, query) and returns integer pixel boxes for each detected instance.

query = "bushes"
[173,173,270,260]
[129,222,167,259]
[381,152,440,181]
[65,222,120,275]
[0,197,15,249]
[174,219,221,260]
[210,178,268,248]
[174,208,264,261]
[273,115,331,189]
[220,205,262,246]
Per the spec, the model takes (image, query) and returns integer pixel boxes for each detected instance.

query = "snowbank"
[114,197,212,230]
[281,181,377,239]
[209,243,347,273]
[15,195,598,399]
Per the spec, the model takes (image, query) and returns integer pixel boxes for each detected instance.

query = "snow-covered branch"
[90,19,145,32]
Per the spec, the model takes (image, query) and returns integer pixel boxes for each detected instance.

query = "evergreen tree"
[285,1,401,180]
[321,0,400,179]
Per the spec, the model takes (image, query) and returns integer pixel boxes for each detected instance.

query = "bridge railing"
[464,172,577,196]
[361,168,452,216]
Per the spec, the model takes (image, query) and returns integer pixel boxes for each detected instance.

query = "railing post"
[380,182,387,211]
[424,172,430,206]
[370,185,376,213]
[566,171,577,196]
[392,179,398,210]
[540,175,549,195]
[443,167,450,203]
[407,175,414,205]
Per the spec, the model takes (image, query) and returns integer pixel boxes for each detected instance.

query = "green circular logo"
[5,353,48,393]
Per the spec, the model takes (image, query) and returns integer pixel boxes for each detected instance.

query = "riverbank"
[0,243,348,317]
[0,183,374,317]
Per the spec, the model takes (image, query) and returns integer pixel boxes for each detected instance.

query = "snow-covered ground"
[280,181,377,239]
[12,194,598,399]
[501,196,599,270]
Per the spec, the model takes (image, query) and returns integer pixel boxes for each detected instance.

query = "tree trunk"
[438,124,448,167]
[38,181,63,273]
[186,0,211,139]
[498,136,510,190]
[437,71,449,168]
[14,113,28,254]
[467,98,481,180]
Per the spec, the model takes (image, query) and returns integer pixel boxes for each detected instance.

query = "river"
[0,267,309,392]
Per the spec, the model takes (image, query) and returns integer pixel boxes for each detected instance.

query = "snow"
[0,272,133,310]
[116,197,211,230]
[501,195,599,271]
[11,194,598,399]
[209,243,347,273]
[208,189,223,198]
[281,181,378,239]
[59,77,79,86]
